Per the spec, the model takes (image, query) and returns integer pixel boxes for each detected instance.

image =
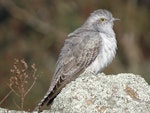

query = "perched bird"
[34,9,119,112]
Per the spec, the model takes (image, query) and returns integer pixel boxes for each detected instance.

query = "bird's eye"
[100,18,106,22]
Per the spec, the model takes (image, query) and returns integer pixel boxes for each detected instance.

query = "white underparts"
[85,33,117,74]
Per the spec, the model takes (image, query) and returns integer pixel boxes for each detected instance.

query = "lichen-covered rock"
[1,73,150,113]
[50,73,150,113]
[0,108,28,113]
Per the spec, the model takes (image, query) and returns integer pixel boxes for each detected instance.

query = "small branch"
[14,101,21,110]
[0,90,12,105]
[7,59,38,110]
[25,78,37,96]
[21,95,24,110]
[9,86,19,97]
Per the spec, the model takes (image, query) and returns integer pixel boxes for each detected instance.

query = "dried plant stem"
[25,78,37,96]
[21,94,25,110]
[9,86,19,97]
[7,59,38,110]
[0,90,12,105]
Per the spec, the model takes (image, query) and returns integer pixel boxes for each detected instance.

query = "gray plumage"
[34,9,119,112]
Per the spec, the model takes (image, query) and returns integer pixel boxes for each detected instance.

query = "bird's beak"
[112,18,120,22]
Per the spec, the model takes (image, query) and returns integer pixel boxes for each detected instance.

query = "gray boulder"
[50,73,150,113]
[0,73,150,113]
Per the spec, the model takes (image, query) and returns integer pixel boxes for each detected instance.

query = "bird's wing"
[47,30,101,104]
[34,30,101,111]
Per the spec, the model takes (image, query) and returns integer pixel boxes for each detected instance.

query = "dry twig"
[8,59,38,110]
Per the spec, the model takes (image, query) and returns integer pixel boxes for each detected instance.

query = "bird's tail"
[33,84,61,112]
[33,89,53,112]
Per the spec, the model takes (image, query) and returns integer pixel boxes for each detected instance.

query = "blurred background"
[0,0,149,111]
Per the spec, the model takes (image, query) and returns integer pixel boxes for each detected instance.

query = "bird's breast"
[85,33,117,74]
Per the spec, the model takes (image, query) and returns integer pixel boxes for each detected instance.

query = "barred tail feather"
[33,91,51,112]
[33,86,60,112]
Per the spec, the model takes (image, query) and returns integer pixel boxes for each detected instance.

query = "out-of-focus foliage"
[0,0,149,111]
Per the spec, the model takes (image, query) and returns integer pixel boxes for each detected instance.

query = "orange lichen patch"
[125,85,138,100]
[86,99,93,105]
[95,106,107,112]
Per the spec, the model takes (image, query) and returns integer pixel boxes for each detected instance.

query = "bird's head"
[84,9,119,33]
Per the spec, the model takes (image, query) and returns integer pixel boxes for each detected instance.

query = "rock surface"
[0,73,150,113]
[50,73,150,113]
